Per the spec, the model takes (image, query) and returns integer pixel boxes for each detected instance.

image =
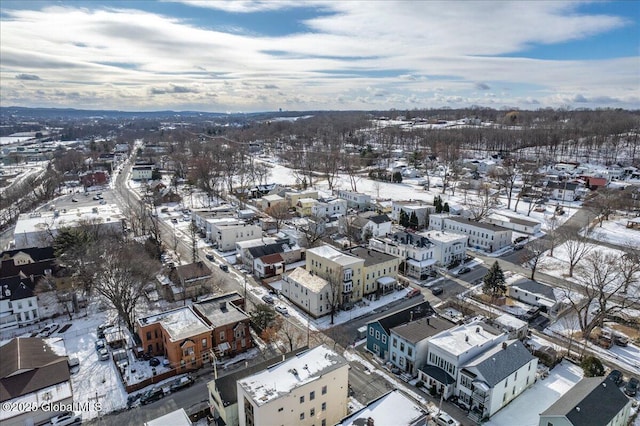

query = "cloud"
[475,82,491,90]
[150,84,200,95]
[15,73,41,80]
[169,0,302,13]
[573,94,588,103]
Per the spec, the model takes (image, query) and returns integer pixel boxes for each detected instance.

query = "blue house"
[366,301,432,360]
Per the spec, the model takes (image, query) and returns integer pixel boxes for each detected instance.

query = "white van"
[435,412,460,426]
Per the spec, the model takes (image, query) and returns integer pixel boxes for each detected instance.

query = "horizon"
[1,1,639,112]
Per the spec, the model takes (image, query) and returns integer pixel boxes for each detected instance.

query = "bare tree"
[490,159,518,210]
[342,153,363,192]
[466,183,499,221]
[619,245,640,294]
[524,238,547,280]
[545,214,561,257]
[297,217,328,248]
[265,202,290,232]
[584,188,622,227]
[561,225,594,277]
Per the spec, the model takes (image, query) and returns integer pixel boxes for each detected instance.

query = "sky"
[0,0,639,112]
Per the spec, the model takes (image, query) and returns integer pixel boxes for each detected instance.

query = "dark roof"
[370,301,433,334]
[0,276,37,301]
[547,181,579,191]
[350,247,398,267]
[0,338,70,402]
[389,231,431,248]
[247,243,285,259]
[510,278,556,301]
[419,365,456,385]
[541,376,630,426]
[391,316,453,344]
[0,247,54,263]
[213,347,308,406]
[175,261,212,281]
[193,293,249,328]
[0,258,55,280]
[258,253,284,264]
[368,214,391,225]
[463,340,535,387]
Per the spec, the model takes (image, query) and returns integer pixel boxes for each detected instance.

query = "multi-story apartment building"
[486,213,541,235]
[236,345,349,426]
[335,190,371,211]
[137,306,212,371]
[311,198,347,219]
[429,215,512,252]
[391,201,435,228]
[199,218,262,251]
[369,231,437,280]
[306,245,364,309]
[336,389,428,426]
[0,277,40,330]
[282,268,332,318]
[284,190,319,207]
[349,247,400,298]
[420,230,467,267]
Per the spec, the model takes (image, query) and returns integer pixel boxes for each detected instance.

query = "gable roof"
[547,181,579,191]
[371,301,433,334]
[0,276,37,301]
[510,278,556,301]
[258,253,284,265]
[0,258,55,281]
[368,214,392,225]
[175,261,212,281]
[247,243,286,259]
[391,316,453,344]
[0,247,55,263]
[462,340,534,387]
[541,376,630,426]
[0,338,70,402]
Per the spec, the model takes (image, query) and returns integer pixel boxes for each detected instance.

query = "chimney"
[502,342,507,350]
[465,335,469,342]
[367,418,374,426]
[476,327,480,333]
[426,317,430,326]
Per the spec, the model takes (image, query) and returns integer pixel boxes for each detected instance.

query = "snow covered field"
[587,217,640,247]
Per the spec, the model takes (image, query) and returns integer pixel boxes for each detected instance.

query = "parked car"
[71,198,78,202]
[97,323,111,338]
[513,244,525,250]
[275,305,289,316]
[613,334,629,347]
[170,375,195,392]
[149,357,161,367]
[40,323,60,337]
[514,236,528,244]
[140,387,164,405]
[67,357,80,374]
[98,348,109,361]
[262,295,275,304]
[435,412,460,426]
[624,377,638,396]
[95,339,106,351]
[431,286,444,296]
[219,264,229,272]
[50,411,82,425]
[205,253,215,261]
[458,267,471,275]
[607,369,623,386]
[406,288,421,298]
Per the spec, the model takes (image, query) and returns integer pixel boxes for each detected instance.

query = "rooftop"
[391,316,453,344]
[14,205,124,234]
[237,345,348,406]
[428,320,504,357]
[193,293,248,328]
[420,230,467,243]
[307,245,363,267]
[138,307,210,342]
[488,213,541,227]
[508,276,556,301]
[371,301,433,334]
[287,267,329,292]
[350,247,399,267]
[144,408,192,426]
[446,216,511,232]
[336,390,427,426]
[463,340,535,387]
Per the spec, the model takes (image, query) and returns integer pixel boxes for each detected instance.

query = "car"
[431,286,444,296]
[513,244,525,250]
[458,267,471,275]
[99,200,107,205]
[406,288,421,298]
[149,357,161,367]
[624,377,639,397]
[219,264,229,272]
[97,323,111,338]
[171,217,178,223]
[435,412,460,426]
[93,195,100,200]
[71,198,78,202]
[205,253,215,261]
[98,348,109,361]
[613,334,628,347]
[275,305,289,316]
[514,236,528,244]
[50,411,82,425]
[95,339,106,351]
[607,369,623,386]
[67,357,80,374]
[140,387,164,405]
[262,295,275,304]
[170,375,195,392]
[40,323,60,337]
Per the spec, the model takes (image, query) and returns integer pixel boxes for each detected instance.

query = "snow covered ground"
[485,361,584,426]
[586,216,640,247]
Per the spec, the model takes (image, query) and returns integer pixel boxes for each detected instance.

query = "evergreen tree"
[399,210,409,227]
[482,261,506,299]
[434,195,443,213]
[392,171,403,183]
[409,211,419,229]
[443,202,450,213]
[580,355,605,377]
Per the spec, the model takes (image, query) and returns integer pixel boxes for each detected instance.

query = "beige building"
[349,247,400,298]
[237,345,349,426]
[306,245,364,309]
[282,268,332,318]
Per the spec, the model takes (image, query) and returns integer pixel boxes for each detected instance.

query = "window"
[310,408,315,416]
[381,335,387,344]
[146,332,151,340]
[300,413,305,420]
[321,402,327,411]
[310,391,315,401]
[407,347,412,357]
[373,344,379,353]
[220,331,225,341]
[202,338,207,349]
[400,342,405,352]
[322,420,326,426]
[392,353,397,362]
[505,378,508,387]
[392,338,397,348]
[300,396,305,403]
[375,330,380,340]
[322,385,327,395]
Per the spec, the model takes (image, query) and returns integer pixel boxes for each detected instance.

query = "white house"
[200,218,262,252]
[236,345,349,426]
[336,389,428,426]
[131,164,153,180]
[0,277,40,330]
[507,276,569,319]
[429,215,512,253]
[282,267,332,318]
[335,190,371,210]
[311,198,347,219]
[369,231,437,280]
[420,230,468,268]
[547,181,579,202]
[486,213,542,235]
[391,201,435,228]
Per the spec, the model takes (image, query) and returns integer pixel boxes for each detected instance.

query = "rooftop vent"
[476,327,480,333]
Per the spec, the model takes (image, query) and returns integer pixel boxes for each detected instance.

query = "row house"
[429,215,512,253]
[0,276,40,330]
[236,345,349,426]
[421,230,467,267]
[282,268,332,318]
[349,247,400,297]
[306,245,364,309]
[193,293,252,358]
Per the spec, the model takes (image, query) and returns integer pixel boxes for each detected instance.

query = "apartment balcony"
[471,390,489,404]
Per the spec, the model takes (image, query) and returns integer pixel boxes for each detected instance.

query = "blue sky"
[1,0,638,111]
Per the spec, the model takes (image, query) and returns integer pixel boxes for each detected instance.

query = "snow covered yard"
[584,216,640,247]
[485,361,584,426]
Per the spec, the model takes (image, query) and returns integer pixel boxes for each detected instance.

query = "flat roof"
[145,408,192,426]
[237,345,347,406]
[287,267,329,292]
[421,230,467,243]
[350,247,398,267]
[391,316,453,344]
[336,390,427,426]
[307,245,363,267]
[193,293,249,328]
[429,320,503,357]
[447,216,511,232]
[139,307,210,342]
[14,205,124,234]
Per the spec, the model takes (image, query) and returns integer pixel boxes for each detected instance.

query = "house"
[343,213,392,242]
[311,198,347,219]
[420,230,467,268]
[336,389,428,426]
[131,164,153,180]
[369,231,437,280]
[137,306,212,371]
[235,238,279,267]
[491,313,528,340]
[145,408,192,426]
[486,214,542,235]
[391,201,435,228]
[13,206,125,249]
[389,316,453,376]
[584,176,609,190]
[0,338,73,426]
[429,215,512,253]
[207,348,308,426]
[0,276,40,330]
[282,268,332,318]
[257,194,287,211]
[236,345,349,426]
[335,189,371,211]
[457,340,537,422]
[418,320,506,401]
[349,247,400,298]
[366,301,433,360]
[285,190,319,208]
[538,376,632,426]
[507,276,569,319]
[306,245,365,309]
[547,181,579,201]
[172,262,213,300]
[244,242,302,276]
[254,253,285,279]
[193,293,252,358]
[79,170,109,187]
[200,218,262,251]
[295,198,318,217]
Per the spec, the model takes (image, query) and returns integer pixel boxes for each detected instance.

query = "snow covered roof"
[138,307,210,342]
[494,313,527,331]
[336,389,427,426]
[144,408,192,426]
[307,245,363,266]
[420,230,467,243]
[14,205,124,234]
[428,320,504,357]
[286,267,329,292]
[237,345,348,406]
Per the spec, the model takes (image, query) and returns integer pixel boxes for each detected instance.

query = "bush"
[580,355,605,377]
[416,380,424,388]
